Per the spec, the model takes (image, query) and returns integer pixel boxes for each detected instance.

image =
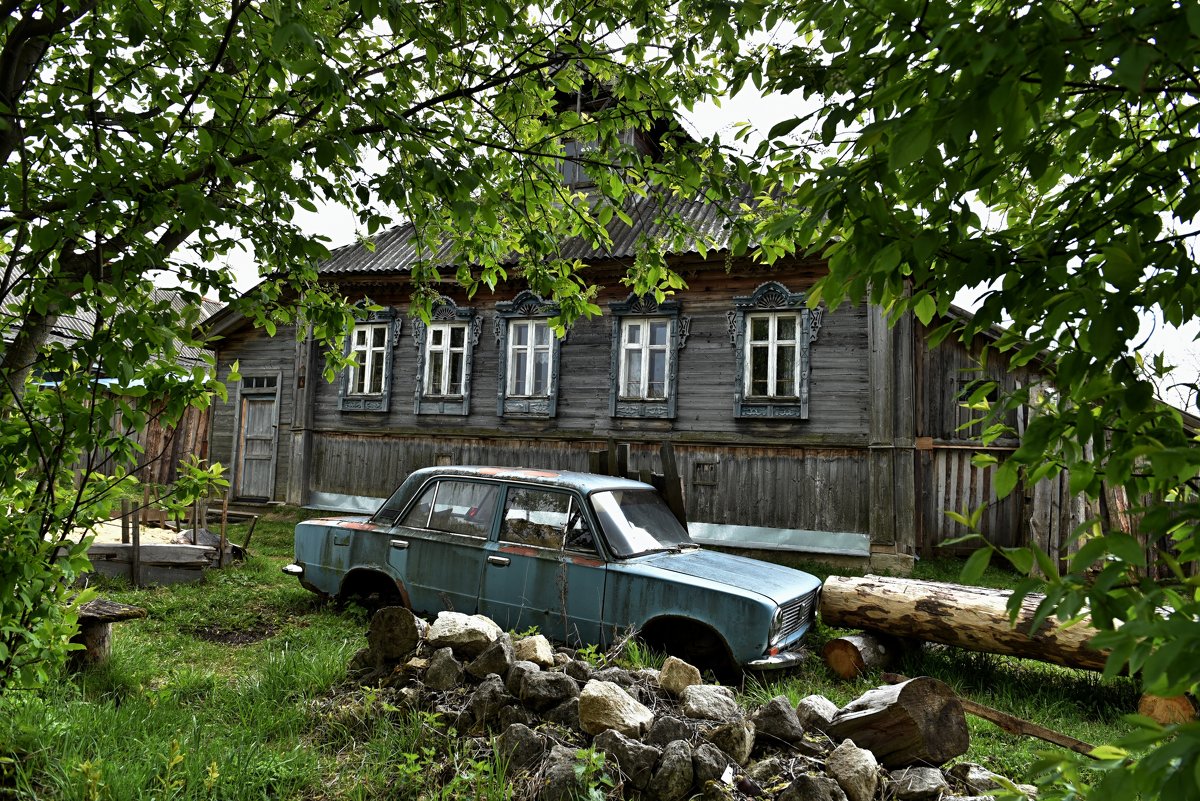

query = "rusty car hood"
[638,548,821,604]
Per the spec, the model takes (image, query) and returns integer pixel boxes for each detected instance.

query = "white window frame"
[619,317,672,401]
[348,322,389,396]
[744,312,801,399]
[506,318,553,398]
[424,322,469,397]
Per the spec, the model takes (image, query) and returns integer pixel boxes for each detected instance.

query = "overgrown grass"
[0,509,1138,798]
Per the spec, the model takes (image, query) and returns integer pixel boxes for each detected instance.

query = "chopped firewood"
[1138,694,1197,726]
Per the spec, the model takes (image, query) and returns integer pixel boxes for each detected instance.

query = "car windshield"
[591,489,694,558]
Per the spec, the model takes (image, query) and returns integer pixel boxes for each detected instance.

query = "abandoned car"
[285,466,823,673]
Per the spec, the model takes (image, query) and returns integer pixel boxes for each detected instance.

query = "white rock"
[659,656,703,696]
[427,611,503,658]
[513,634,555,667]
[796,694,840,732]
[578,679,656,738]
[680,684,742,722]
[827,739,879,801]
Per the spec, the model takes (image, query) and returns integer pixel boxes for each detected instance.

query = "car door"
[392,478,500,615]
[478,485,606,645]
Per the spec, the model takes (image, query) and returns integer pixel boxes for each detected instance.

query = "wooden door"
[236,394,277,500]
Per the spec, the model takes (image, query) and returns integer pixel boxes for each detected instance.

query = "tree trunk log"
[1138,694,1197,726]
[825,676,969,768]
[822,633,900,679]
[820,575,1107,672]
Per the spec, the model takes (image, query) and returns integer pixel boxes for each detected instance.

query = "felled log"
[820,575,1107,672]
[882,672,1096,755]
[822,633,903,679]
[1138,694,1197,725]
[825,676,969,768]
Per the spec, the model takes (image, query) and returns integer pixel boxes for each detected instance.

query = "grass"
[0,509,1137,799]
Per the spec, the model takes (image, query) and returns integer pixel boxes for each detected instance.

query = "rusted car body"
[285,466,822,671]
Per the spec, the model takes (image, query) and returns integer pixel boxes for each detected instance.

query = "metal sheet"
[688,522,870,556]
[306,491,386,515]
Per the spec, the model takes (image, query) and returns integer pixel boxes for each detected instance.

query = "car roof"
[408,465,653,493]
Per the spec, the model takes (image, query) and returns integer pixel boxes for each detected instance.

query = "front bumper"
[745,649,806,670]
[282,563,304,577]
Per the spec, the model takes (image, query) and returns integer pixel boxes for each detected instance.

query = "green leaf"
[913,294,936,325]
[768,118,803,139]
[994,461,1019,499]
[960,546,993,584]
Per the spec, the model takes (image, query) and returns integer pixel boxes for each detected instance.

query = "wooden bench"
[70,598,146,668]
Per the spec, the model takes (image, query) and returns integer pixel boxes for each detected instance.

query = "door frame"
[231,372,282,501]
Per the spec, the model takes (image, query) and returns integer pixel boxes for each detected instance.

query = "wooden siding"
[307,433,872,534]
[917,445,1024,554]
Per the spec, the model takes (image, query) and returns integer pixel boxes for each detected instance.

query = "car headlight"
[769,605,785,644]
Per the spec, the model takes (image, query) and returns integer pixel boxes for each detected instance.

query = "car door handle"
[487,556,510,567]
[390,539,409,550]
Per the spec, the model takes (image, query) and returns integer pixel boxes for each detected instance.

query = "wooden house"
[202,192,1071,568]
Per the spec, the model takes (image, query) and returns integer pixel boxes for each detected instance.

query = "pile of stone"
[345,607,1035,801]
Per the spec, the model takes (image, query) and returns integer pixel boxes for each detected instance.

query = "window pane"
[512,351,528,395]
[369,359,384,394]
[450,325,465,348]
[514,322,528,346]
[750,345,769,396]
[776,344,796,396]
[501,488,570,548]
[429,351,445,394]
[750,316,769,341]
[534,321,550,346]
[648,350,666,399]
[400,484,437,528]
[449,352,464,394]
[625,323,642,344]
[777,315,796,341]
[354,328,367,347]
[429,481,501,537]
[649,321,668,346]
[534,351,549,395]
[430,327,443,347]
[624,350,642,396]
[352,353,365,394]
[372,326,386,347]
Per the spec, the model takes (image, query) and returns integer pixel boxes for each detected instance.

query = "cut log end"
[822,633,897,680]
[1138,694,1197,726]
[827,676,969,768]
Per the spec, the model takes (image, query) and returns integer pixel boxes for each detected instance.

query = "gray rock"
[890,766,950,800]
[700,780,735,801]
[544,697,582,731]
[497,703,534,729]
[746,756,785,785]
[645,716,696,747]
[348,646,376,673]
[513,634,556,667]
[704,719,756,766]
[427,611,502,659]
[465,673,512,729]
[681,685,742,723]
[519,670,580,711]
[424,646,464,691]
[691,742,731,785]
[659,656,703,696]
[506,660,541,696]
[579,679,656,737]
[594,728,663,790]
[541,744,588,801]
[779,774,850,801]
[466,637,514,680]
[497,723,547,769]
[565,659,593,682]
[750,695,806,746]
[647,740,694,801]
[948,763,1036,798]
[795,694,839,732]
[367,606,428,663]
[594,666,637,688]
[827,739,879,801]
[553,651,571,668]
[635,667,662,685]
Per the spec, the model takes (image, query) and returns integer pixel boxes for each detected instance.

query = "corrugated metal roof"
[318,190,739,277]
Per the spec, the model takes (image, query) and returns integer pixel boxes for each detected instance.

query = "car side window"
[402,480,499,538]
[501,487,571,549]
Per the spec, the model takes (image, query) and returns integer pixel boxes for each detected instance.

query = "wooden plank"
[659,442,687,526]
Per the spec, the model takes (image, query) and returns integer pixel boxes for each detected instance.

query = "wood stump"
[69,598,146,668]
[826,676,969,768]
[822,633,910,679]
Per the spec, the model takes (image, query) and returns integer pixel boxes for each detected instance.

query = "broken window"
[608,293,689,419]
[727,281,822,419]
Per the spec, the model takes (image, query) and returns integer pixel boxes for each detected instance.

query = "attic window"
[559,130,635,186]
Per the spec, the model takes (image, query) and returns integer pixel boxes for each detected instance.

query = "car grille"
[778,587,820,641]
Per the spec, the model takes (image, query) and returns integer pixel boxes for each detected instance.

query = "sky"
[221,89,1200,411]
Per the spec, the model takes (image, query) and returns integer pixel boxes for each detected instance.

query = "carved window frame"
[337,301,400,413]
[608,293,690,419]
[494,291,562,418]
[727,281,822,420]
[412,296,480,416]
